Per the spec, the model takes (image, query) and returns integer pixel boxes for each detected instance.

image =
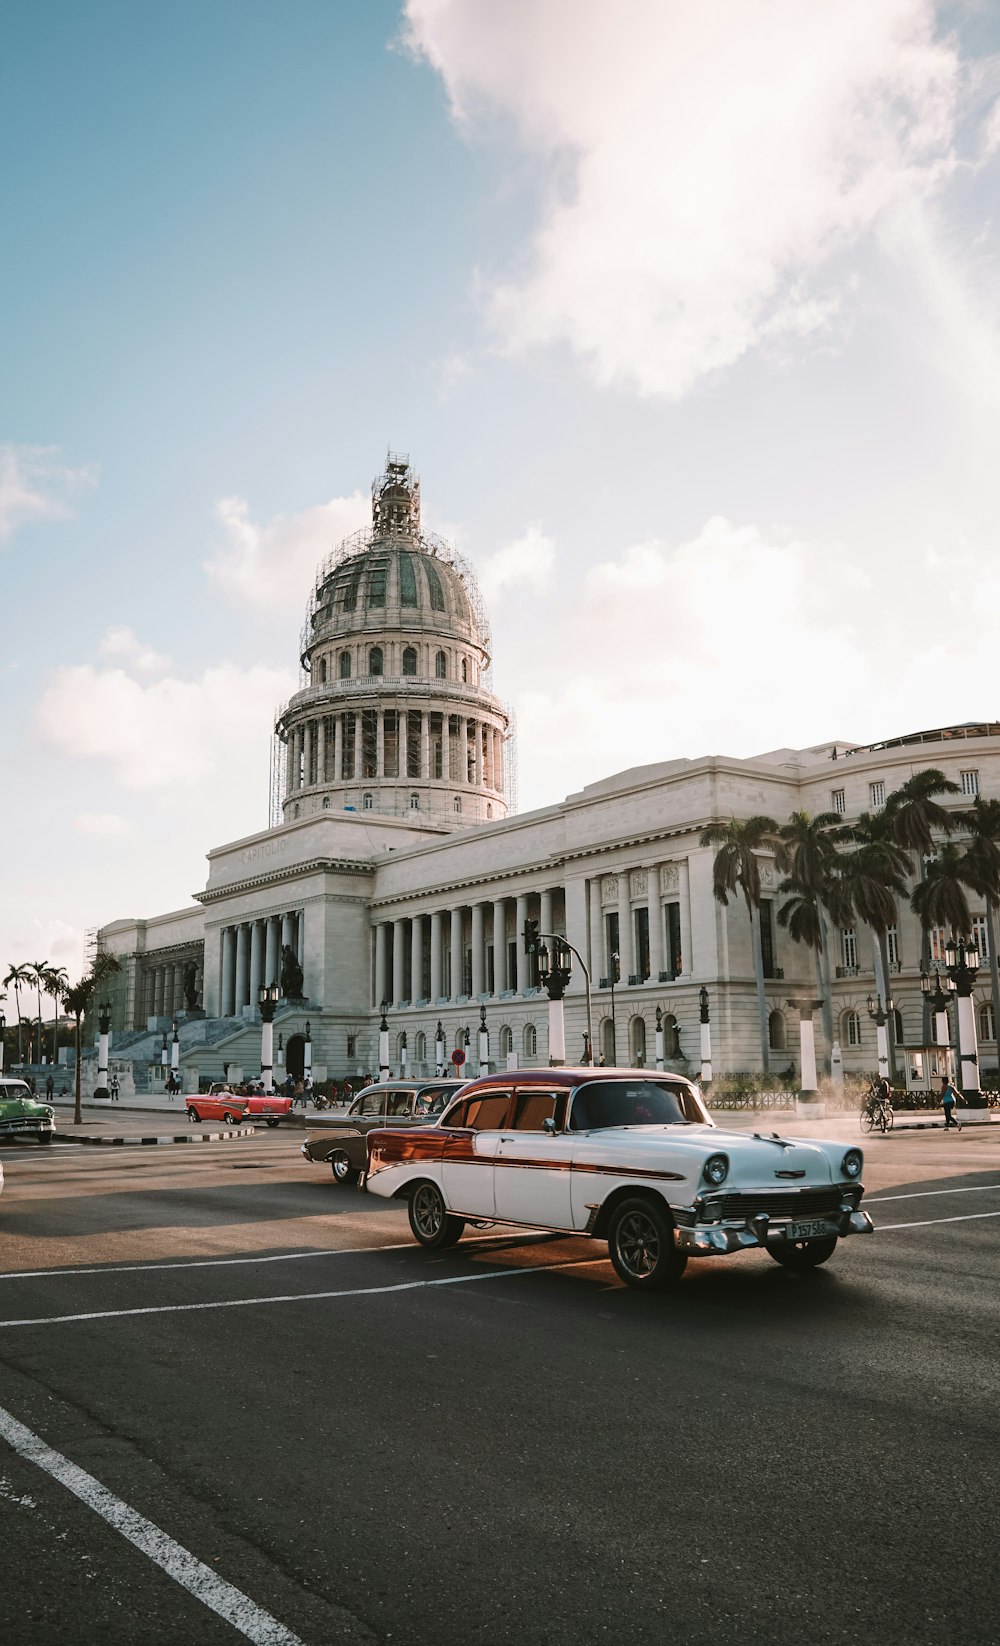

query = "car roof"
[449,1068,694,1092]
[354,1078,465,1095]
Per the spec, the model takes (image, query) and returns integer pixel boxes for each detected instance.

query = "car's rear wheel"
[187,1106,201,1123]
[766,1235,838,1270]
[329,1149,360,1187]
[607,1196,687,1290]
[408,1181,465,1249]
[265,1118,279,1128]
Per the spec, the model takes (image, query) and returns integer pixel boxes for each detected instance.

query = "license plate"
[787,1218,835,1241]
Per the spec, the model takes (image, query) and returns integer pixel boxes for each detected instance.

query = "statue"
[182,961,199,1011]
[280,944,304,1001]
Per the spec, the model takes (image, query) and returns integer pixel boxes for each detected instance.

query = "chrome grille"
[720,1188,843,1221]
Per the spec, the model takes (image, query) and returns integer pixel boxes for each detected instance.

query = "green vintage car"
[0,1079,56,1143]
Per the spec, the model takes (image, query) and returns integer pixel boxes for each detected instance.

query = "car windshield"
[569,1079,707,1130]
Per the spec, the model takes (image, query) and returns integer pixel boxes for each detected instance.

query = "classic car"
[0,1080,56,1144]
[185,1087,293,1127]
[365,1068,874,1290]
[300,1078,466,1185]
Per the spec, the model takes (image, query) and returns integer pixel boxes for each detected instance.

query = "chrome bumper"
[675,1207,875,1255]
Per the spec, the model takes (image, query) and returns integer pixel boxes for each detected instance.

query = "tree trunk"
[985,898,1000,1073]
[750,904,769,1072]
[73,1019,83,1126]
[816,904,834,1068]
[872,931,897,1080]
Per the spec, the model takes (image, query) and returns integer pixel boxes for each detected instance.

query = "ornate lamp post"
[920,966,953,1081]
[866,991,893,1082]
[96,1001,112,1099]
[537,938,572,1066]
[654,1005,665,1072]
[257,981,280,1093]
[609,951,620,1065]
[400,1029,408,1078]
[944,938,982,1103]
[378,1000,390,1083]
[582,1031,591,1067]
[170,1016,180,1080]
[303,1019,313,1083]
[477,1005,490,1076]
[435,1020,445,1077]
[699,987,713,1085]
[160,1031,169,1072]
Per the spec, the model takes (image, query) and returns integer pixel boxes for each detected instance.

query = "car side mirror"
[542,1116,558,1135]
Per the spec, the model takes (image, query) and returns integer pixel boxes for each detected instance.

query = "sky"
[3,0,1000,986]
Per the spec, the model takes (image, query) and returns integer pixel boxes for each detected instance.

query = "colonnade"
[218,909,305,1017]
[142,957,202,1021]
[285,709,505,794]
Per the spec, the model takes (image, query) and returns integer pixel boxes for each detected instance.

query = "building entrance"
[285,1034,306,1081]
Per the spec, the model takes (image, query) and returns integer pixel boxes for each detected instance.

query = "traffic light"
[611,951,621,984]
[523,918,540,955]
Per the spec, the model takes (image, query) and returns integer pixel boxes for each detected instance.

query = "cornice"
[197,856,375,905]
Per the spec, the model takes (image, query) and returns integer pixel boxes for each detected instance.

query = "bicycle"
[860,1079,894,1134]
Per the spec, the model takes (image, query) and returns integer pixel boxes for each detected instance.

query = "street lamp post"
[920,965,954,1081]
[788,997,824,1113]
[96,1001,112,1099]
[699,987,712,1086]
[435,1020,445,1077]
[400,1030,408,1078]
[582,1031,590,1067]
[304,1020,313,1083]
[866,992,893,1082]
[537,939,572,1066]
[654,1005,665,1072]
[609,951,620,1065]
[478,1005,489,1076]
[378,1001,390,1083]
[160,1031,169,1072]
[944,938,982,1103]
[0,1010,5,1075]
[522,917,594,1066]
[257,981,280,1093]
[170,1017,180,1079]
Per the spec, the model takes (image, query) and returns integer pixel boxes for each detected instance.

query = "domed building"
[276,455,510,830]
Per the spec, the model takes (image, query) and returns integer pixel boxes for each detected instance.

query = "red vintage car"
[185,1085,293,1128]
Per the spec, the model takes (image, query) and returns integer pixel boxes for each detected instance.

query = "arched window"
[369,647,383,677]
[500,1025,513,1059]
[844,1010,862,1048]
[454,1027,467,1051]
[768,1010,786,1051]
[523,1023,537,1058]
[600,1017,616,1064]
[396,1033,407,1064]
[453,796,462,814]
[415,1031,427,1063]
[362,793,373,811]
[461,658,468,683]
[423,558,445,611]
[339,650,351,679]
[322,796,331,809]
[293,803,300,819]
[410,793,420,809]
[318,657,328,683]
[629,1016,646,1067]
[980,1002,995,1042]
[402,647,417,676]
[435,650,447,679]
[662,1013,680,1060]
[486,804,493,819]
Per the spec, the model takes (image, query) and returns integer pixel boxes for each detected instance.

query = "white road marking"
[867,1183,1000,1203]
[0,1257,601,1329]
[0,1404,305,1645]
[875,1210,1000,1231]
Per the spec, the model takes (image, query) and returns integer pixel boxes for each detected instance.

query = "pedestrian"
[109,1073,120,1102]
[940,1075,962,1130]
[303,1071,314,1106]
[45,1073,54,1099]
[294,1078,305,1110]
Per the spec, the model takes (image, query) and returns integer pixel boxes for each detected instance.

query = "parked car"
[185,1086,293,1127]
[300,1078,466,1185]
[365,1068,874,1290]
[0,1080,56,1144]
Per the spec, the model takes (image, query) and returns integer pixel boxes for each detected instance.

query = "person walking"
[109,1073,120,1102]
[940,1075,962,1131]
[45,1073,54,1099]
[303,1071,314,1106]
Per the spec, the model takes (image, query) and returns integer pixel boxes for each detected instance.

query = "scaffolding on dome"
[269,716,287,829]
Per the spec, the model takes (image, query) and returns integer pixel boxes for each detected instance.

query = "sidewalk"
[45,1094,343,1146]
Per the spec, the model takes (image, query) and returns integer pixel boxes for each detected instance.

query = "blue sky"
[3,0,1000,984]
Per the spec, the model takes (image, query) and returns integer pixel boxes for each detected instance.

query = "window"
[842,928,858,969]
[768,1010,786,1051]
[322,796,331,809]
[410,793,420,810]
[453,796,462,814]
[402,647,417,676]
[339,650,351,679]
[415,1031,427,1062]
[629,1016,646,1066]
[399,552,418,607]
[346,1034,356,1058]
[367,561,387,606]
[435,650,447,679]
[318,658,327,683]
[892,1007,903,1044]
[869,781,885,809]
[665,903,682,977]
[523,1023,537,1057]
[961,769,980,797]
[465,1094,511,1130]
[844,1010,862,1047]
[569,1079,701,1131]
[486,803,493,819]
[461,658,468,683]
[634,907,650,980]
[369,646,383,677]
[605,912,620,979]
[832,788,846,815]
[499,1025,513,1058]
[512,1091,559,1130]
[979,1002,995,1042]
[423,558,445,611]
[972,915,988,959]
[887,926,900,967]
[928,927,948,963]
[362,793,373,810]
[759,900,776,978]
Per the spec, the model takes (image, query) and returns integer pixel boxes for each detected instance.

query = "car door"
[440,1091,512,1218]
[494,1089,573,1229]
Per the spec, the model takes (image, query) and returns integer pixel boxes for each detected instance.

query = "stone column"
[450,907,464,998]
[493,899,507,993]
[374,922,388,1008]
[285,735,295,796]
[617,873,634,982]
[334,714,343,782]
[235,924,250,1011]
[221,929,236,1017]
[430,912,443,1000]
[648,867,664,982]
[492,728,502,792]
[516,895,529,993]
[264,916,279,991]
[296,910,305,964]
[410,915,424,1001]
[354,711,362,781]
[589,880,604,982]
[154,967,165,1017]
[475,722,484,787]
[376,709,385,778]
[316,716,326,785]
[471,903,485,997]
[249,919,264,1002]
[392,918,406,1004]
[280,911,295,956]
[421,712,431,782]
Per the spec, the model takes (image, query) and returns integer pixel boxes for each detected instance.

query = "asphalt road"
[1,1125,998,1646]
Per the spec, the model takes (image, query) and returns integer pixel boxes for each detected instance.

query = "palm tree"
[44,964,69,1068]
[775,810,840,1059]
[960,796,1000,1050]
[700,815,779,1071]
[2,964,31,1061]
[884,768,960,1035]
[60,952,121,1125]
[910,841,974,941]
[27,960,51,1068]
[830,811,911,1078]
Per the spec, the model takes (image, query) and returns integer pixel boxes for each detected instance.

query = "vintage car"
[300,1078,466,1185]
[0,1080,56,1144]
[185,1086,293,1127]
[365,1068,874,1290]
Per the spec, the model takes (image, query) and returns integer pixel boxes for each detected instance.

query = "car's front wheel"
[408,1181,465,1249]
[329,1149,360,1187]
[37,1131,53,1145]
[767,1235,838,1270]
[607,1196,688,1290]
[187,1106,201,1124]
[223,1111,239,1126]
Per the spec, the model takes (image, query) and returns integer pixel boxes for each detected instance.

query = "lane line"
[876,1210,1000,1231]
[0,1257,602,1330]
[0,1404,305,1645]
[867,1184,1000,1203]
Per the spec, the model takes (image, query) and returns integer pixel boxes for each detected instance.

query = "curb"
[54,1128,259,1147]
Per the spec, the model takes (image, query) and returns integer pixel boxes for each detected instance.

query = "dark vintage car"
[300,1078,466,1185]
[0,1080,56,1144]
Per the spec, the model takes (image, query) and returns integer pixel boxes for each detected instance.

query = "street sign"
[451,1048,466,1067]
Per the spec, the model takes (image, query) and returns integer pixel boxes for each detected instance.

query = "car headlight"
[703,1153,729,1186]
[841,1148,863,1179]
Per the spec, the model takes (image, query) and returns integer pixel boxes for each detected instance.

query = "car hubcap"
[333,1153,349,1180]
[414,1187,442,1237]
[617,1211,659,1277]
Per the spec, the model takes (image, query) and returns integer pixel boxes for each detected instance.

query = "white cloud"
[36,661,295,791]
[99,627,167,673]
[205,491,370,613]
[479,523,556,597]
[74,812,131,838]
[0,445,97,544]
[405,0,961,398]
